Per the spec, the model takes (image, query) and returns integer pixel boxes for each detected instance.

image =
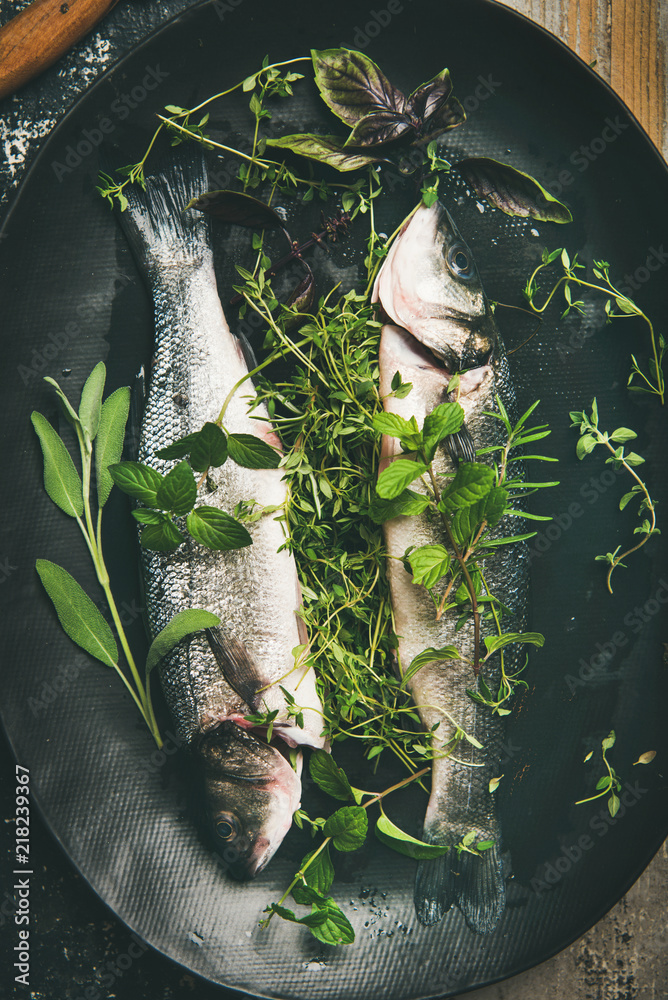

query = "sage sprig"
[32,366,222,746]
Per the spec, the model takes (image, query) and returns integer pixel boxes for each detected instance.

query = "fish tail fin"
[114,148,211,272]
[415,842,505,934]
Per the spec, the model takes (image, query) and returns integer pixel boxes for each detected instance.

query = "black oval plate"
[1,1,668,997]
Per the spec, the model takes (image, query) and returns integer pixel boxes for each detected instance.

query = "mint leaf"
[408,544,451,589]
[36,559,118,668]
[322,806,367,852]
[155,460,197,515]
[368,488,430,524]
[186,506,252,550]
[156,433,201,461]
[372,412,422,450]
[422,401,465,461]
[31,412,83,518]
[484,632,545,654]
[375,813,450,859]
[145,608,221,675]
[301,845,335,894]
[227,433,280,469]
[140,520,185,551]
[95,387,131,509]
[109,461,164,505]
[376,459,427,499]
[189,423,228,471]
[402,645,460,687]
[309,749,356,801]
[307,898,355,946]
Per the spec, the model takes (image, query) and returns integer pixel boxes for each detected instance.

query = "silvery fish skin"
[374,202,528,933]
[118,153,325,879]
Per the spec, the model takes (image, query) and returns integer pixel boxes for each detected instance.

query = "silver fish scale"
[121,158,323,749]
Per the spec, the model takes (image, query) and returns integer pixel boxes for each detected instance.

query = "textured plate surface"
[1,0,668,997]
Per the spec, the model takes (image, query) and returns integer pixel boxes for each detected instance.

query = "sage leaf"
[266,133,383,172]
[36,559,117,668]
[408,544,451,589]
[145,608,221,675]
[31,412,84,518]
[155,460,197,515]
[311,47,407,128]
[456,157,573,224]
[79,361,106,446]
[301,845,335,894]
[186,506,252,550]
[322,805,367,851]
[309,749,356,801]
[368,488,430,524]
[402,644,460,687]
[376,459,427,499]
[109,461,163,505]
[375,813,449,859]
[44,376,81,428]
[95,387,131,509]
[483,632,545,654]
[227,433,280,469]
[140,519,185,551]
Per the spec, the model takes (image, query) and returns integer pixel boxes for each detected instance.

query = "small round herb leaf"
[186,506,252,550]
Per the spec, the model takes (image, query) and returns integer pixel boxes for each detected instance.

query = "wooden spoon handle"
[0,0,120,101]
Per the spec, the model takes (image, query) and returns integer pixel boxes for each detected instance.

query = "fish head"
[373,200,498,373]
[194,721,302,879]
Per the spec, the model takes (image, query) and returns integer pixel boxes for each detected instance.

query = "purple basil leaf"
[285,266,315,314]
[311,47,407,128]
[186,190,285,229]
[456,157,573,223]
[420,97,466,139]
[408,68,454,122]
[266,133,383,172]
[345,111,414,148]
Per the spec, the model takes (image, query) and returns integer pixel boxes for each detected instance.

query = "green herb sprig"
[570,399,658,592]
[576,730,622,817]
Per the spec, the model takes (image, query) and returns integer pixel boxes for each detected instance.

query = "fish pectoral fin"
[445,421,477,465]
[205,627,264,707]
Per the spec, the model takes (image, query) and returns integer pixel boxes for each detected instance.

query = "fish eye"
[447,242,476,280]
[215,814,239,841]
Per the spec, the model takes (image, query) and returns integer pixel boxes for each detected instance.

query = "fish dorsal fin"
[206,628,264,708]
[446,421,477,465]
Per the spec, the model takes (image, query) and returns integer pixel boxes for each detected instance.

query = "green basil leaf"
[375,813,450,859]
[322,805,368,852]
[227,433,280,469]
[140,520,185,551]
[456,157,573,224]
[109,461,164,505]
[95,387,131,509]
[368,488,430,524]
[266,133,383,172]
[36,559,117,668]
[309,749,356,801]
[78,361,106,446]
[145,608,221,675]
[186,506,252,550]
[408,544,451,589]
[155,460,197,515]
[31,412,84,518]
[376,460,427,499]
